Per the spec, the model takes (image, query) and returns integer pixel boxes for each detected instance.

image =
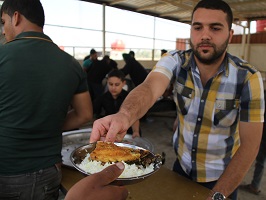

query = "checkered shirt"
[152,49,264,182]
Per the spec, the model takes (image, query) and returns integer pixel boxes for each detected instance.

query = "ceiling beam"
[137,2,166,11]
[160,0,194,10]
[109,0,125,5]
[229,0,266,7]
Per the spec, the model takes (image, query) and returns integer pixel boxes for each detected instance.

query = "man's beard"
[190,37,229,65]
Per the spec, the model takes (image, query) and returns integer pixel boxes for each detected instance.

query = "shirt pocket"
[214,99,240,127]
[174,82,194,115]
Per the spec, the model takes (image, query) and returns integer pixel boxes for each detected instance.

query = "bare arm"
[90,72,170,142]
[208,121,263,199]
[62,91,93,131]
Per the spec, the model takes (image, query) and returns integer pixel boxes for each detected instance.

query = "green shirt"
[0,32,88,175]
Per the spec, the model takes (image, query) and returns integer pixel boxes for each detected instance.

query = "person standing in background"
[86,54,115,101]
[83,48,98,72]
[120,53,148,88]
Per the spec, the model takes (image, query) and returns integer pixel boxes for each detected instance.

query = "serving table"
[60,165,211,200]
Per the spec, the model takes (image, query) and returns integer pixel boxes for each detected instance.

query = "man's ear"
[122,80,126,87]
[12,11,21,26]
[228,29,234,43]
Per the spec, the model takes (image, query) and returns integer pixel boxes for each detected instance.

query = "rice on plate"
[79,153,154,178]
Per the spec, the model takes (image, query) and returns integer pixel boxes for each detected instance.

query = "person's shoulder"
[227,53,258,74]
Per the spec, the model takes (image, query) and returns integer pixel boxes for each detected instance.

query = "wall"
[115,60,157,70]
[78,44,266,89]
[227,43,266,72]
[78,59,157,70]
[223,43,266,89]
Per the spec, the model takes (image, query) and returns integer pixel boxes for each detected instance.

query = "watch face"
[213,192,225,200]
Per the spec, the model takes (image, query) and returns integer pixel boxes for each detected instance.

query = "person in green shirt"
[0,0,94,199]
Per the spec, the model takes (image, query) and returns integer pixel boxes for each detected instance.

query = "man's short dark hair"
[107,69,125,82]
[90,49,97,55]
[129,51,135,58]
[161,49,167,54]
[1,0,45,28]
[192,0,233,30]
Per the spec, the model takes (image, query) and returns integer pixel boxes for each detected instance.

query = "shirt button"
[197,118,201,121]
[194,134,197,137]
[201,99,204,103]
[192,160,195,163]
[192,149,196,152]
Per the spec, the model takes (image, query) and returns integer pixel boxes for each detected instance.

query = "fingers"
[95,162,125,184]
[90,113,130,143]
[65,163,128,200]
[90,119,109,143]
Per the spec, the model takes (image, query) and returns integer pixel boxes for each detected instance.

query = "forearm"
[62,109,92,131]
[211,145,259,198]
[210,122,263,198]
[119,83,156,126]
[119,72,170,126]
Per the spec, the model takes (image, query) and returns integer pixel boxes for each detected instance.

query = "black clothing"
[87,60,113,100]
[109,59,118,70]
[93,90,140,135]
[120,58,148,87]
[93,90,128,117]
[87,60,111,84]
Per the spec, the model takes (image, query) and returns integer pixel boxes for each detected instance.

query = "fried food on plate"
[90,141,145,163]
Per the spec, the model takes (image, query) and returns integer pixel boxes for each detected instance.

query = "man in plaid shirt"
[90,1,264,200]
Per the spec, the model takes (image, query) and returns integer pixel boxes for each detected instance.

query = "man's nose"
[201,28,211,40]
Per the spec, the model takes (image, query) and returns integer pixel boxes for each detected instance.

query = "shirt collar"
[15,31,52,41]
[184,51,229,77]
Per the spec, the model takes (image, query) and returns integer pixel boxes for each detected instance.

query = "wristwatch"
[212,192,226,200]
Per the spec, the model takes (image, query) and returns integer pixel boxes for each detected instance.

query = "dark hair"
[1,0,45,28]
[103,55,110,60]
[192,0,233,29]
[90,48,97,55]
[122,53,131,62]
[161,49,167,54]
[107,69,125,82]
[129,50,135,57]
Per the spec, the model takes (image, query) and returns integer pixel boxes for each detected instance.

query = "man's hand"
[90,113,130,143]
[65,162,128,200]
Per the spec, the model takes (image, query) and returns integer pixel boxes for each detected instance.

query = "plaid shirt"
[153,49,264,182]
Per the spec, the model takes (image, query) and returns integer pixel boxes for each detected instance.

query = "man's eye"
[193,26,201,31]
[212,27,221,31]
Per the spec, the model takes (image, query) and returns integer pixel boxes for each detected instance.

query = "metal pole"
[102,4,106,56]
[245,20,251,61]
[240,26,246,59]
[152,17,156,61]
